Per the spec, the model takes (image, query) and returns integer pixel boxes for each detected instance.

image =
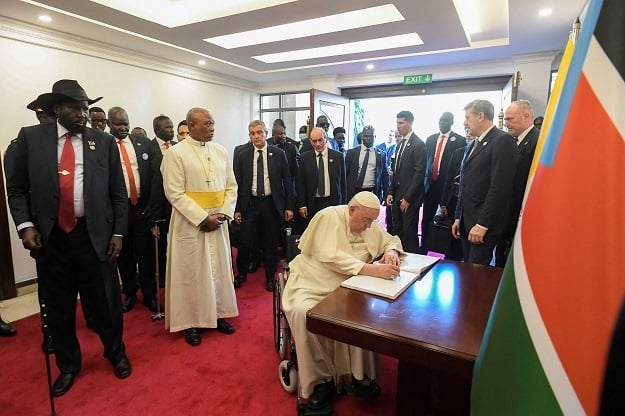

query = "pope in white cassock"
[282,191,403,411]
[160,108,239,347]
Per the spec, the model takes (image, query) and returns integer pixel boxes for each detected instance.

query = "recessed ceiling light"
[205,4,404,49]
[198,59,206,65]
[366,64,374,70]
[253,33,423,63]
[538,8,553,17]
[38,15,52,23]
[89,0,297,28]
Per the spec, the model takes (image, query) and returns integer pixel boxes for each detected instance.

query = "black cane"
[40,302,57,416]
[151,221,165,322]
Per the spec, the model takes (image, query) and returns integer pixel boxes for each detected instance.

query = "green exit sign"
[403,74,433,85]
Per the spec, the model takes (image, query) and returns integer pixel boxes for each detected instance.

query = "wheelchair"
[274,228,335,415]
[273,227,300,394]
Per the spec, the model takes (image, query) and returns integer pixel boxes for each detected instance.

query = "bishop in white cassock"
[160,108,238,342]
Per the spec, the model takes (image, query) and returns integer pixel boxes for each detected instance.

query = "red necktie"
[432,135,445,181]
[164,141,170,149]
[58,133,76,233]
[117,139,139,205]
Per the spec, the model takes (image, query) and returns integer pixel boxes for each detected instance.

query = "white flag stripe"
[583,36,625,143]
[514,224,585,415]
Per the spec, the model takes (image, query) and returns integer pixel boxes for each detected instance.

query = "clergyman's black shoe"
[121,295,136,313]
[185,328,202,346]
[0,318,17,337]
[233,274,247,289]
[216,318,235,335]
[265,278,275,292]
[112,355,132,379]
[52,373,76,397]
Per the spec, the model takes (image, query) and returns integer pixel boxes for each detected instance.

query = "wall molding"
[0,16,258,92]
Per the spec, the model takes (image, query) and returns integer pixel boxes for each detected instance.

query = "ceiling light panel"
[88,0,297,28]
[253,33,423,63]
[204,4,405,49]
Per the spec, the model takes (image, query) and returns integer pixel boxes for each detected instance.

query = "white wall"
[0,21,258,284]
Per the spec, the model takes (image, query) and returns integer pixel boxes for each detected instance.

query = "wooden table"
[306,260,502,416]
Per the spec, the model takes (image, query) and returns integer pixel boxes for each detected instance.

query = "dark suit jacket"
[424,131,466,193]
[345,145,387,201]
[454,126,519,235]
[6,123,128,261]
[508,126,540,234]
[266,139,300,188]
[389,132,426,204]
[441,145,467,207]
[234,144,294,217]
[297,148,346,209]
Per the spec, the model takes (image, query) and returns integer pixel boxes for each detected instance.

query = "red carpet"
[0,269,397,415]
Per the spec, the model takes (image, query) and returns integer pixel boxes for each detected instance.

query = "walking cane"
[151,223,165,321]
[40,301,57,416]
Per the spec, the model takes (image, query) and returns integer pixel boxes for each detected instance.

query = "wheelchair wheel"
[279,359,298,394]
[278,317,290,360]
[273,274,282,352]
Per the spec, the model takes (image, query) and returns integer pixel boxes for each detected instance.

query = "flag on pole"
[471,0,625,414]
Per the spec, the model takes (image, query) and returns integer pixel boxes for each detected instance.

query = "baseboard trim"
[16,278,37,289]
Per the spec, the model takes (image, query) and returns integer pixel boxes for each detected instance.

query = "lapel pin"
[483,141,488,146]
[329,159,334,163]
[142,153,149,160]
[450,137,456,142]
[88,140,96,150]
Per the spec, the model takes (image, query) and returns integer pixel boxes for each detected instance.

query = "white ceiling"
[2,0,587,85]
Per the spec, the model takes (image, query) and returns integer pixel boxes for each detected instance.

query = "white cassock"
[282,205,403,398]
[161,136,239,332]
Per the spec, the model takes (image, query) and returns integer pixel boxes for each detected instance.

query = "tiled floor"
[0,284,40,323]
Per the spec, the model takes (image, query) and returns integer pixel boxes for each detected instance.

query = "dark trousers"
[385,204,394,234]
[420,180,443,254]
[460,219,500,266]
[118,202,155,301]
[236,197,282,281]
[391,201,420,253]
[36,220,125,374]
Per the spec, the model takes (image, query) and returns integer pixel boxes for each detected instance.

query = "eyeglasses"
[362,134,375,138]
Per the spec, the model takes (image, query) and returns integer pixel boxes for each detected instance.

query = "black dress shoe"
[233,274,247,289]
[185,328,201,346]
[52,373,76,397]
[112,356,132,379]
[343,378,381,398]
[0,318,17,337]
[143,297,158,313]
[216,318,235,334]
[265,278,275,292]
[121,295,136,313]
[308,381,334,410]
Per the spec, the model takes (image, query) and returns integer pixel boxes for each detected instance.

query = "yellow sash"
[185,190,225,209]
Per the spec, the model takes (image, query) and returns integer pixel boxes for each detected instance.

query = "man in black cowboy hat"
[5,79,132,396]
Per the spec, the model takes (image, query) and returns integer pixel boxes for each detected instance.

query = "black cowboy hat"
[36,79,102,108]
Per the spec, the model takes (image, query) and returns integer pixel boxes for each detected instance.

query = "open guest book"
[340,253,440,300]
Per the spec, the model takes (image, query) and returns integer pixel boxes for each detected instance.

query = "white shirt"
[357,145,376,188]
[116,136,142,198]
[516,125,534,146]
[252,144,271,196]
